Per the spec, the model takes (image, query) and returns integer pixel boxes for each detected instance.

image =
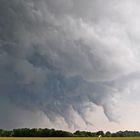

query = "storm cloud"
[0,0,140,130]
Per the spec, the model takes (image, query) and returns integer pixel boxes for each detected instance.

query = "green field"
[0,138,140,140]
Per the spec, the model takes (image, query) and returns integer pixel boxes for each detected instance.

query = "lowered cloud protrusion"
[0,0,140,130]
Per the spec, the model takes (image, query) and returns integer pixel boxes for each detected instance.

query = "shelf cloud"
[0,0,140,130]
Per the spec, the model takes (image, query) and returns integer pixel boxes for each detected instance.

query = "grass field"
[0,138,140,140]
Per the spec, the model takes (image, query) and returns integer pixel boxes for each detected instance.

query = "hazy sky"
[0,0,140,132]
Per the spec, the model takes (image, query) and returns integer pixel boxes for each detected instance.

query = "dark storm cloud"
[0,0,140,129]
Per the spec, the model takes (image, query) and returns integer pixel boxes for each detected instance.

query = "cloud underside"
[0,0,140,130]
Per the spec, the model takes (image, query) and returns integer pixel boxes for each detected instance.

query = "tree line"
[0,128,140,137]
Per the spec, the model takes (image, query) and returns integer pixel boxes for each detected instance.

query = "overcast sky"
[0,0,140,132]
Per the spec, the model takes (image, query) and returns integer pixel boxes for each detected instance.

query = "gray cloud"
[0,0,140,130]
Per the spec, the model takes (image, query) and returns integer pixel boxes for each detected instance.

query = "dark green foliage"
[105,131,111,137]
[96,131,104,137]
[74,130,96,137]
[0,128,140,137]
[111,131,140,137]
[11,128,73,137]
[0,129,12,137]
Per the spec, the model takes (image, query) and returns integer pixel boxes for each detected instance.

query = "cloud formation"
[0,0,140,130]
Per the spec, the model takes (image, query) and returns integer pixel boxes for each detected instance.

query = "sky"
[0,0,140,132]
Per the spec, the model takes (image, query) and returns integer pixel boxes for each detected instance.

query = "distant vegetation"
[0,128,140,137]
